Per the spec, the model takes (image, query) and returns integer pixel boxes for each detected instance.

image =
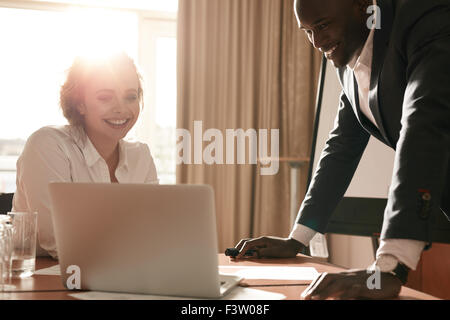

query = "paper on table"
[36,265,320,281]
[219,266,319,281]
[35,265,61,276]
[69,287,285,300]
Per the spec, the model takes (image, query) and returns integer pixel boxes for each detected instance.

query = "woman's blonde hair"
[60,51,144,126]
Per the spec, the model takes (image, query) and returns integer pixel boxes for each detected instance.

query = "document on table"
[35,264,316,300]
[218,266,319,281]
[35,264,61,276]
[69,287,285,300]
[36,265,320,281]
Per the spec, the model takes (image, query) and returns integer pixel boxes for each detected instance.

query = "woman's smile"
[103,118,131,129]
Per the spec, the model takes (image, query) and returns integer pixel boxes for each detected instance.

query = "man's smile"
[323,42,340,60]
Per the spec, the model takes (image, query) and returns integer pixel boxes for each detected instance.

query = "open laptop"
[48,183,242,298]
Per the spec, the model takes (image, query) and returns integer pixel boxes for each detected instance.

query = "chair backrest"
[0,193,14,215]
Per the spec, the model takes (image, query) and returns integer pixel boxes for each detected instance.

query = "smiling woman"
[60,52,144,175]
[0,4,178,191]
[0,7,138,139]
[0,6,140,192]
[11,52,159,259]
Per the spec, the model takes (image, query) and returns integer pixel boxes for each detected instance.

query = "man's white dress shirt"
[289,21,425,270]
[12,125,159,258]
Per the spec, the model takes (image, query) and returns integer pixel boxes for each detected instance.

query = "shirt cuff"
[289,224,317,247]
[376,239,426,270]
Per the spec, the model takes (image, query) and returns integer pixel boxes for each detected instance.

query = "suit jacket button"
[419,192,432,219]
[422,192,431,201]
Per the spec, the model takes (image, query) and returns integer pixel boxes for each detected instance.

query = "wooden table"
[0,254,439,300]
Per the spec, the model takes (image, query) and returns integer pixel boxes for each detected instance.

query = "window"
[0,1,177,192]
[134,19,177,184]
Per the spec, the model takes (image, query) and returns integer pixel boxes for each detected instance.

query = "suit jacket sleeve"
[381,6,450,243]
[296,91,370,233]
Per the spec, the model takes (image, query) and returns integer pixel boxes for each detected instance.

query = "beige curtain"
[177,0,321,251]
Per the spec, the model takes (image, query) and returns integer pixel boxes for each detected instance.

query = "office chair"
[0,193,14,215]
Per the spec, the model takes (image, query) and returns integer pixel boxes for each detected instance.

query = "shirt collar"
[80,131,102,167]
[71,126,129,169]
[347,0,377,71]
[117,139,129,170]
[347,27,375,71]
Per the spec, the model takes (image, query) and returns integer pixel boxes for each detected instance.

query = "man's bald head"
[295,0,355,21]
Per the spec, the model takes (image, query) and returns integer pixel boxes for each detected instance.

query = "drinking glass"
[0,215,14,291]
[7,212,38,278]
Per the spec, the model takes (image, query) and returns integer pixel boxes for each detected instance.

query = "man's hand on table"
[300,269,402,300]
[232,236,305,259]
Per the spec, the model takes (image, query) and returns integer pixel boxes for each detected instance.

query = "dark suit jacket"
[297,0,450,244]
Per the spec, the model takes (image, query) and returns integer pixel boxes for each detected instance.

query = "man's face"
[295,0,369,68]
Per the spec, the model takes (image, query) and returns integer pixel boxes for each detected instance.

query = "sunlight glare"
[65,7,138,61]
[0,7,138,140]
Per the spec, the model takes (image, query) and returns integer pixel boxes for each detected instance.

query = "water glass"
[7,212,38,278]
[0,215,14,291]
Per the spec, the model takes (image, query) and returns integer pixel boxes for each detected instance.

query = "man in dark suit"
[234,0,450,299]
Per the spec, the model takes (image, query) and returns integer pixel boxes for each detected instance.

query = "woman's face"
[79,63,140,146]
